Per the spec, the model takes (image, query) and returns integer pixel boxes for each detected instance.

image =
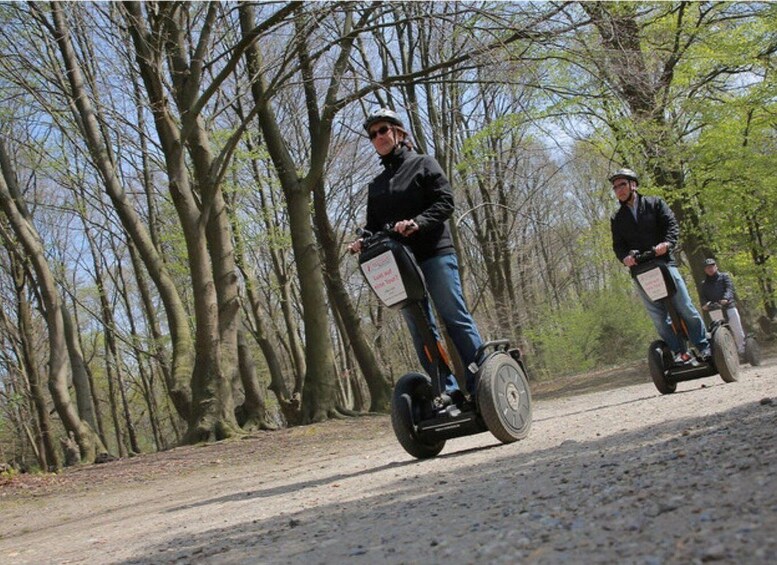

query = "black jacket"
[365,146,455,262]
[700,271,736,305]
[611,193,679,271]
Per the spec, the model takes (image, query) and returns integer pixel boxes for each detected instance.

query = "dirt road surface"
[2,357,776,564]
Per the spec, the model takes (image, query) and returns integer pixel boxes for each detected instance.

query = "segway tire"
[745,336,761,367]
[477,354,532,444]
[712,326,740,383]
[648,340,675,394]
[391,373,445,459]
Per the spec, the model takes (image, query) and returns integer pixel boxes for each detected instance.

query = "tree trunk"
[0,140,99,463]
[235,328,277,430]
[60,303,101,436]
[241,128,306,394]
[311,178,392,412]
[47,0,193,421]
[123,1,240,441]
[230,178,294,425]
[8,260,60,470]
[69,295,108,447]
[286,188,340,422]
[240,2,340,423]
[113,242,166,451]
[126,240,182,440]
[186,124,242,422]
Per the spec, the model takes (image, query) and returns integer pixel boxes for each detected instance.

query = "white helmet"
[608,168,639,185]
[363,108,404,132]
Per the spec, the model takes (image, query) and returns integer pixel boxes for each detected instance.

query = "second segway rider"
[699,258,747,356]
[348,108,484,401]
[609,168,712,364]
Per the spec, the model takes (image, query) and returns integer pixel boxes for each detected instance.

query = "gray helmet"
[608,168,639,184]
[363,108,404,132]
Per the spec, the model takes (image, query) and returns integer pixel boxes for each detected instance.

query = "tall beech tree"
[0,139,106,464]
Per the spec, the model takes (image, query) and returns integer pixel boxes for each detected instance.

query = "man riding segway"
[700,258,761,366]
[610,168,739,393]
[609,168,711,365]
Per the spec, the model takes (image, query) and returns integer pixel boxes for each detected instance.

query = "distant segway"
[631,249,740,394]
[705,302,761,366]
[357,226,532,458]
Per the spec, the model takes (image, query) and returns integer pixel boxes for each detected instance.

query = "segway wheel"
[648,340,676,394]
[712,326,740,383]
[390,373,445,459]
[745,336,761,366]
[477,354,532,444]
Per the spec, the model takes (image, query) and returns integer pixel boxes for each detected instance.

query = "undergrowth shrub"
[525,285,655,379]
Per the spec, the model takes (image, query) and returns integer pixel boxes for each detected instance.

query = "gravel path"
[2,357,776,564]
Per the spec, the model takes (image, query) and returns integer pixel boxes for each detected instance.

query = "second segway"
[631,249,740,394]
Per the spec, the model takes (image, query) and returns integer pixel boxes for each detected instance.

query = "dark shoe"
[449,389,466,410]
[699,346,712,361]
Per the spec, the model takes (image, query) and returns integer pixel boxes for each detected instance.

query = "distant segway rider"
[609,168,711,363]
[348,108,484,398]
[700,258,746,355]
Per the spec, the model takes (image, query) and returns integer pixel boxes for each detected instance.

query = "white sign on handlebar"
[636,267,669,301]
[360,250,408,308]
[709,309,724,322]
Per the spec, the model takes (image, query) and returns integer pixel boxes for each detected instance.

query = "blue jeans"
[634,265,709,354]
[402,253,483,393]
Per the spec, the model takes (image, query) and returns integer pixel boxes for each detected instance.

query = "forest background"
[0,1,774,471]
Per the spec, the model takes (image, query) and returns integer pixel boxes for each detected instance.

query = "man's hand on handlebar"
[654,241,671,256]
[625,243,671,266]
[348,221,417,254]
[394,219,419,237]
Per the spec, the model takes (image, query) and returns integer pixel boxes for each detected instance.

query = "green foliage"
[1,465,18,480]
[686,98,777,312]
[525,279,655,379]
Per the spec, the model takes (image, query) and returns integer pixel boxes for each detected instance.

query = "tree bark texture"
[47,0,193,422]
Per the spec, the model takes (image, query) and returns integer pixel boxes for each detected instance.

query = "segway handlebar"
[356,224,402,252]
[628,245,672,265]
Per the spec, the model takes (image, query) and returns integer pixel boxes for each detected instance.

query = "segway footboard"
[415,411,486,443]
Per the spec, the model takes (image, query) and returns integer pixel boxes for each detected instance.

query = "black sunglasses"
[612,180,630,191]
[368,125,391,140]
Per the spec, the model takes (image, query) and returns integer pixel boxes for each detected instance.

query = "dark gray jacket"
[365,146,455,262]
[700,271,736,305]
